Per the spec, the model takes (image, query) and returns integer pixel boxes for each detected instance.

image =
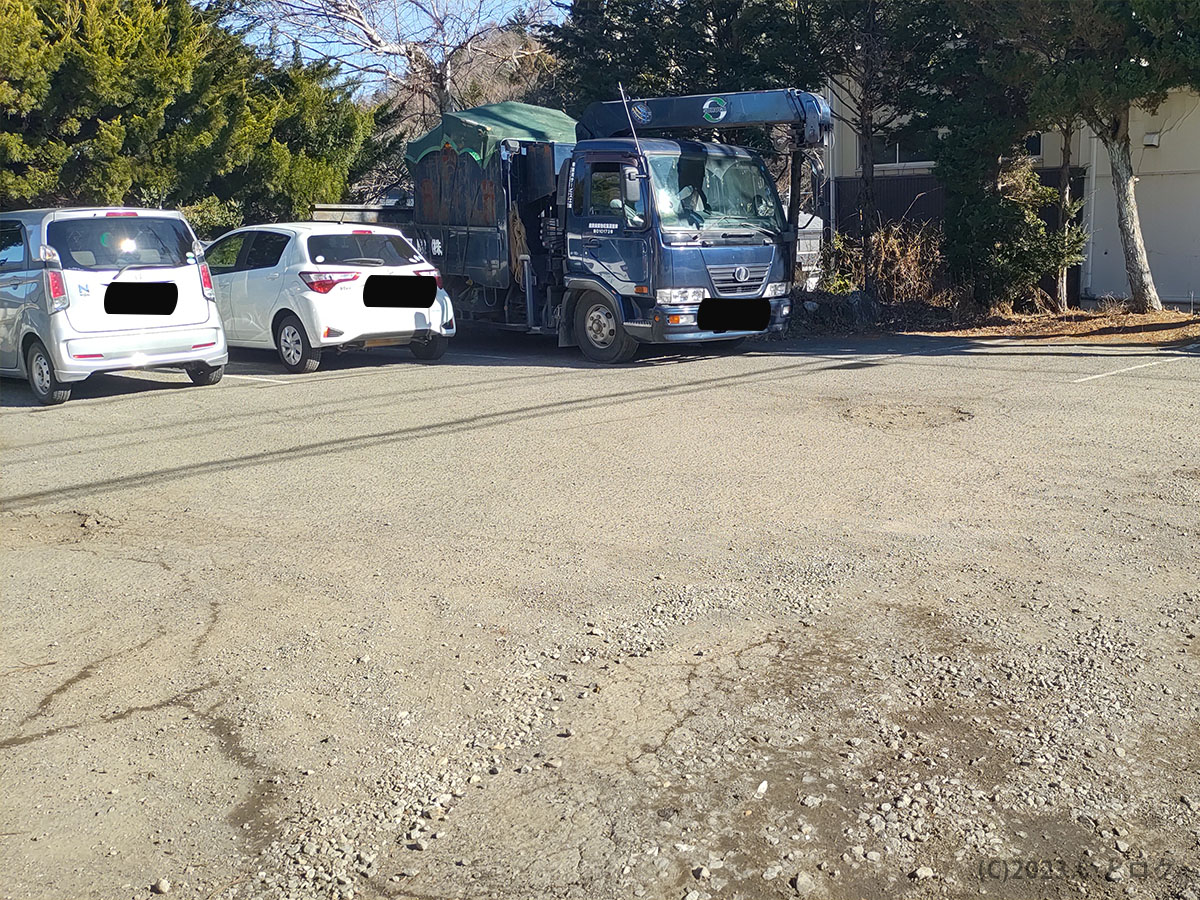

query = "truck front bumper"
[624,297,791,344]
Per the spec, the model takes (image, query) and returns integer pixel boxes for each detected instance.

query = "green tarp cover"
[404,102,578,166]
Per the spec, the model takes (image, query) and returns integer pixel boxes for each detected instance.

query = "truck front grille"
[707,263,770,297]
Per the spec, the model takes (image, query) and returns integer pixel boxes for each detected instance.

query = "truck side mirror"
[622,168,641,204]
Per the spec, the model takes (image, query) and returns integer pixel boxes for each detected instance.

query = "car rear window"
[306,233,422,266]
[47,217,194,271]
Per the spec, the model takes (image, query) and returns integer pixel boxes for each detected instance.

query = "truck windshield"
[647,151,785,233]
[47,217,194,271]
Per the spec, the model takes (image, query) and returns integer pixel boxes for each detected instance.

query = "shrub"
[819,222,948,307]
[180,196,244,241]
[942,158,1086,312]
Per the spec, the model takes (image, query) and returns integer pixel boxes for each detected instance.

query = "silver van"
[0,208,228,404]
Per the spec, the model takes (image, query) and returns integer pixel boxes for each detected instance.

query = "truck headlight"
[764,282,791,298]
[655,287,705,304]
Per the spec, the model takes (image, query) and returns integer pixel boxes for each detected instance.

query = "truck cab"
[405,90,830,363]
[560,138,793,361]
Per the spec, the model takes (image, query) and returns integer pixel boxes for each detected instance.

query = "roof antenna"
[618,82,645,157]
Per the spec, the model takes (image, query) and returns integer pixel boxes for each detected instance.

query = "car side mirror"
[622,168,641,204]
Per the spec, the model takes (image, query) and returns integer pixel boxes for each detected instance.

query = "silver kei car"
[0,207,228,404]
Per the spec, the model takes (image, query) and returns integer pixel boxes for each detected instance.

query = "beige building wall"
[825,88,1200,305]
[1079,91,1200,304]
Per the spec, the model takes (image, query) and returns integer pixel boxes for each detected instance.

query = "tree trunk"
[787,146,803,283]
[434,60,453,114]
[1052,123,1073,314]
[858,106,878,301]
[1098,108,1161,312]
[853,0,881,301]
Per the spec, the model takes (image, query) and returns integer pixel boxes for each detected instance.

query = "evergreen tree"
[1,0,377,231]
[541,0,679,110]
[542,0,819,114]
[906,5,1086,310]
[812,0,945,302]
[974,0,1200,311]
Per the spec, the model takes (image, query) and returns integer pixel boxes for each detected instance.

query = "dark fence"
[830,167,1086,303]
[832,174,944,239]
[832,168,1086,238]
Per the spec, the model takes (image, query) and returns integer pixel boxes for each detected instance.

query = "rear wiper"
[112,262,174,280]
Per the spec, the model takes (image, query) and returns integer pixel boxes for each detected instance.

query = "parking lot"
[2,331,1198,900]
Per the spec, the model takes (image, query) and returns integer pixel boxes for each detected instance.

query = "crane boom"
[576,89,832,147]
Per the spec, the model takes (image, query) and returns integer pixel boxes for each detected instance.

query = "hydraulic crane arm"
[575,89,832,148]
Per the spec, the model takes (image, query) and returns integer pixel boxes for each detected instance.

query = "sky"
[237,0,562,97]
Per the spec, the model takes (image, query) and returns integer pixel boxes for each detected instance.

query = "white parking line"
[224,373,291,385]
[1071,357,1185,383]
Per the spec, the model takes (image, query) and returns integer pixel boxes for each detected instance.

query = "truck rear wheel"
[575,294,638,364]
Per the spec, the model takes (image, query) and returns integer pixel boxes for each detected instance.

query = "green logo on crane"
[702,96,728,123]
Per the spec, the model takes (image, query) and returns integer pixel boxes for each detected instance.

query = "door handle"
[266,273,280,280]
[583,238,601,248]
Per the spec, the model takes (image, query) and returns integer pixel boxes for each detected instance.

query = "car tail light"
[47,270,69,311]
[352,229,372,234]
[199,262,214,299]
[416,267,443,288]
[192,341,216,349]
[105,211,138,216]
[300,271,360,294]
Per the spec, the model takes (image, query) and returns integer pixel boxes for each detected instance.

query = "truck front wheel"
[575,294,638,364]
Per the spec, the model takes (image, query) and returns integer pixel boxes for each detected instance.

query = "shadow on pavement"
[3,328,1191,411]
[0,371,195,409]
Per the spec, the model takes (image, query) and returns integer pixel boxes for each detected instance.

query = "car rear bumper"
[321,324,456,349]
[52,326,228,382]
[311,292,456,348]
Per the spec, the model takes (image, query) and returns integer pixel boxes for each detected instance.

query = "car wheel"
[574,293,638,363]
[275,315,321,373]
[186,363,224,386]
[26,339,71,405]
[410,334,449,360]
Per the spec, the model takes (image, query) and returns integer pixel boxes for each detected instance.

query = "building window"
[1024,133,1043,157]
[863,134,932,167]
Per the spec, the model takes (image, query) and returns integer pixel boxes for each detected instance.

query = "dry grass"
[808,224,1199,345]
[914,308,1200,345]
[821,223,952,307]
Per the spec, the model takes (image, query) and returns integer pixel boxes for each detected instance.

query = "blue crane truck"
[404,89,831,362]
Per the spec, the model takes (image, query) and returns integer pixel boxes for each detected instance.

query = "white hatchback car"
[0,207,227,404]
[205,223,455,373]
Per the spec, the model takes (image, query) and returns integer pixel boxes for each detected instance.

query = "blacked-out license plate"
[696,297,770,332]
[104,282,178,315]
[363,275,436,308]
